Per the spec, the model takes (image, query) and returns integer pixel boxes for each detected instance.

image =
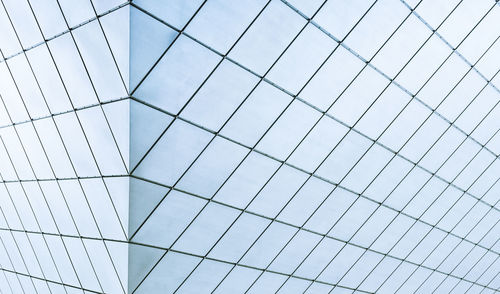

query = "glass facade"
[0,0,499,293]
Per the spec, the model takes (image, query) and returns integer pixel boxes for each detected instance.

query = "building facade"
[0,0,500,293]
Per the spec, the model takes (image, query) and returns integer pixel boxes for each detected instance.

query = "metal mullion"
[480,261,500,293]
[127,0,268,176]
[128,94,500,263]
[372,133,499,292]
[124,0,274,247]
[259,2,435,292]
[84,1,131,180]
[55,0,130,178]
[470,256,500,293]
[0,131,68,292]
[0,135,54,294]
[127,0,208,96]
[283,0,500,163]
[425,205,500,293]
[133,172,500,265]
[345,29,500,294]
[403,182,500,293]
[392,64,500,293]
[3,0,498,292]
[0,96,129,132]
[1,1,116,291]
[329,2,491,291]
[25,1,132,291]
[426,186,500,293]
[432,202,500,293]
[0,195,491,294]
[0,233,26,293]
[0,267,13,294]
[0,51,103,294]
[167,1,341,292]
[131,3,500,213]
[210,1,397,292]
[4,213,495,277]
[450,239,500,293]
[0,266,101,294]
[138,244,373,294]
[0,174,53,294]
[391,125,500,293]
[129,3,500,224]
[126,1,278,292]
[130,95,500,281]
[0,32,95,290]
[52,0,129,246]
[0,2,129,64]
[0,175,127,185]
[353,21,500,290]
[285,0,495,291]
[402,0,500,94]
[0,122,87,293]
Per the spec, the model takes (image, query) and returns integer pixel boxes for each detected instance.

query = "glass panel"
[228,0,305,75]
[256,100,321,161]
[305,187,358,234]
[214,151,279,209]
[220,82,292,146]
[73,20,127,101]
[267,23,337,94]
[318,244,365,284]
[214,265,260,294]
[8,54,50,119]
[395,34,452,95]
[186,0,267,53]
[341,144,394,193]
[209,212,269,263]
[181,60,259,131]
[58,0,94,27]
[53,112,99,177]
[328,197,378,241]
[133,119,213,186]
[416,0,460,29]
[2,0,43,49]
[0,4,22,57]
[288,116,348,173]
[371,14,431,79]
[47,34,99,108]
[177,136,248,196]
[300,46,365,111]
[417,53,470,109]
[240,221,296,268]
[437,0,492,48]
[135,252,200,294]
[313,0,375,41]
[328,66,390,127]
[29,0,67,38]
[177,259,231,294]
[343,0,409,60]
[77,106,127,175]
[133,0,203,29]
[134,35,221,113]
[133,190,206,248]
[172,202,239,255]
[316,130,372,184]
[277,177,334,227]
[268,230,321,274]
[457,6,500,64]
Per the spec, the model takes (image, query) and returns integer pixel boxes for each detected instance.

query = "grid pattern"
[0,0,129,293]
[1,0,500,293]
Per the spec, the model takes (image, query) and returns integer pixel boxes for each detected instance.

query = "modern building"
[0,0,499,293]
